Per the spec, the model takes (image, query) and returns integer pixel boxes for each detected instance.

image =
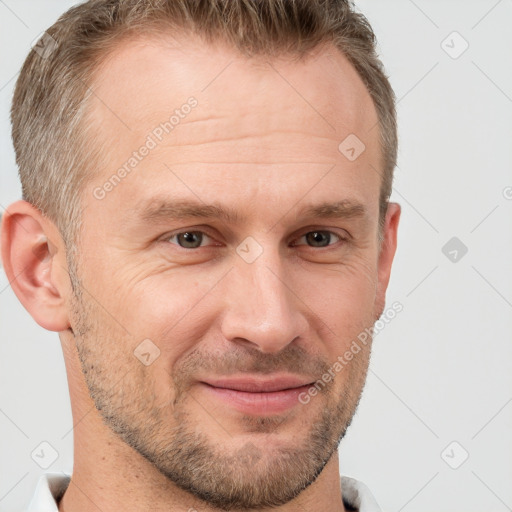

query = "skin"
[1,33,400,512]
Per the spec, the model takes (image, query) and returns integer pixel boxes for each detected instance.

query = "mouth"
[198,375,316,415]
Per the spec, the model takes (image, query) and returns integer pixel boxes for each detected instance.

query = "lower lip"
[199,383,312,415]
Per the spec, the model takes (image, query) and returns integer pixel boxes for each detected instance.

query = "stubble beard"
[67,259,372,510]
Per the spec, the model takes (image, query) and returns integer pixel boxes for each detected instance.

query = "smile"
[199,375,315,415]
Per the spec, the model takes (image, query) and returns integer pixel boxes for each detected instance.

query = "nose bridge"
[219,239,307,353]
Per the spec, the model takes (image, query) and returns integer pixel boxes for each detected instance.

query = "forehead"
[84,33,381,224]
[87,32,379,149]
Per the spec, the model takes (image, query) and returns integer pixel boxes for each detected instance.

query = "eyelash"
[163,229,348,250]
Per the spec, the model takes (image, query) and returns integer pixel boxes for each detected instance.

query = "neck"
[59,438,347,512]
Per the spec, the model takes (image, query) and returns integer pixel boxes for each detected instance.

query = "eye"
[166,231,215,249]
[294,230,345,248]
[162,229,346,251]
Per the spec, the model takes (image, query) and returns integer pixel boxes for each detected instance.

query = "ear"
[374,202,401,319]
[1,200,71,332]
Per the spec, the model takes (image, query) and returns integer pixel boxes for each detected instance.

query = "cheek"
[114,268,225,358]
[89,244,378,363]
[293,256,378,334]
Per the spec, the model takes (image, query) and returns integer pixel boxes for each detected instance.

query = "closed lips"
[201,377,315,393]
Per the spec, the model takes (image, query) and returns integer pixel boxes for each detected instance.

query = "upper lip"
[201,375,315,393]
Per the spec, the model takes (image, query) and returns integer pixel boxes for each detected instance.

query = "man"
[1,0,400,510]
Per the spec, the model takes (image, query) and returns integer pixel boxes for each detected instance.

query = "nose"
[218,248,309,354]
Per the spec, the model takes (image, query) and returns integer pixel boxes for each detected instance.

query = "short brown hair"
[11,0,396,251]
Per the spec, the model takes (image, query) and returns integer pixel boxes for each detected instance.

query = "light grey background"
[1,1,511,511]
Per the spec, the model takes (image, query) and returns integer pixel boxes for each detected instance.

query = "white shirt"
[27,473,383,511]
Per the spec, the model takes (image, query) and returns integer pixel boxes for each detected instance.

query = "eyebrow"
[134,197,368,225]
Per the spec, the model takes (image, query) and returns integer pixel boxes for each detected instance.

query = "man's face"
[67,35,393,509]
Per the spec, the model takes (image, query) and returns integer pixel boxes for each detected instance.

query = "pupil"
[307,231,329,247]
[180,232,201,248]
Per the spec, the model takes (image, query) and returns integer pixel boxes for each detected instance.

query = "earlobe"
[1,200,71,332]
[374,202,401,319]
